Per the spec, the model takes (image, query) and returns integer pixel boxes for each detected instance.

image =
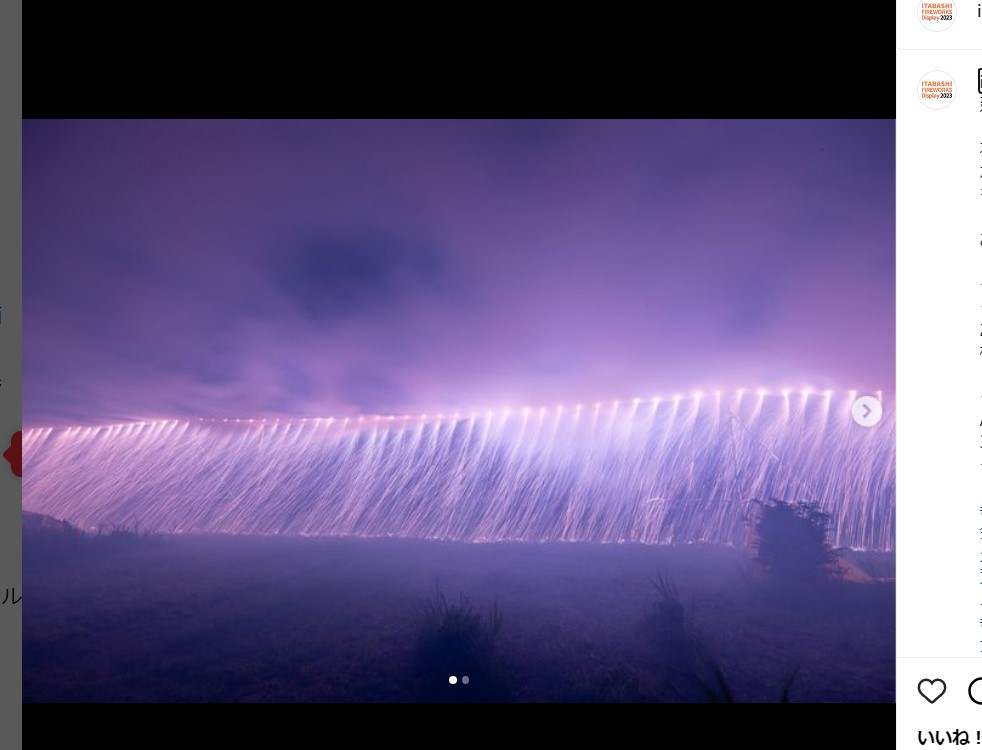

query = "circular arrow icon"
[851,396,883,428]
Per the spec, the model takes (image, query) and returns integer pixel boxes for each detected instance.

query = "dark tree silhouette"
[752,498,837,583]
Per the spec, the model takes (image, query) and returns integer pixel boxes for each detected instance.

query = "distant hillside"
[23,511,84,537]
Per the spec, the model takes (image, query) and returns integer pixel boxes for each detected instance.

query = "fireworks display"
[23,389,894,551]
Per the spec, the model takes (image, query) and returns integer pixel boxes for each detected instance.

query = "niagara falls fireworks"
[22,388,895,551]
[23,122,896,556]
[22,121,898,706]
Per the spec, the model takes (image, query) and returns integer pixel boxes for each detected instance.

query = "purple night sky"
[23,120,895,427]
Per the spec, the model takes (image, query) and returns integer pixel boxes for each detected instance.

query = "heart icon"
[918,678,946,704]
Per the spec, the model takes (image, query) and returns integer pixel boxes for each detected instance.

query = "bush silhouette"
[752,498,837,584]
[414,591,510,701]
[644,572,693,658]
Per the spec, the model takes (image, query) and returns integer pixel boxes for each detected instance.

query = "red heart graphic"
[3,431,21,478]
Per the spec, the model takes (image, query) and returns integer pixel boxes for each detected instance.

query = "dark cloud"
[274,229,450,324]
[23,120,895,425]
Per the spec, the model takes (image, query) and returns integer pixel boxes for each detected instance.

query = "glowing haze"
[23,120,894,426]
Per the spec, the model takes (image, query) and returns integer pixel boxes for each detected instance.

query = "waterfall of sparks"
[22,391,895,551]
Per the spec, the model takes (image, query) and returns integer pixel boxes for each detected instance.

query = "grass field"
[23,523,894,703]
